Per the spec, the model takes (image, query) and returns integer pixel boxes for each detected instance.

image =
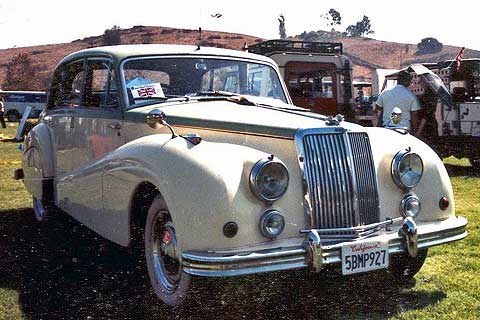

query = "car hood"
[125,100,362,138]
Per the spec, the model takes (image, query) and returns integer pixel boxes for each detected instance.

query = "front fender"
[22,122,55,199]
[366,127,455,222]
[103,134,283,250]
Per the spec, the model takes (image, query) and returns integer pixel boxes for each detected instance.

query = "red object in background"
[284,62,338,115]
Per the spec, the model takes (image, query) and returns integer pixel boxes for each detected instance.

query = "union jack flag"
[455,47,465,71]
[137,86,156,97]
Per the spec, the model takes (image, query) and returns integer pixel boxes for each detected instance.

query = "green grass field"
[0,123,478,319]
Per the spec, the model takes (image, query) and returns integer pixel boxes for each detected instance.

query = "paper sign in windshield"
[130,83,165,99]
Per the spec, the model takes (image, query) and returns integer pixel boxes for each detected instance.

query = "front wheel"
[144,196,191,307]
[469,157,480,171]
[389,249,428,282]
[6,110,20,122]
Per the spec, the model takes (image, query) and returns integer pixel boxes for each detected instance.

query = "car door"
[44,59,86,209]
[65,57,125,232]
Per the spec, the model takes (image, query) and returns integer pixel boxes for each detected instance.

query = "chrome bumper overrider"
[182,216,468,277]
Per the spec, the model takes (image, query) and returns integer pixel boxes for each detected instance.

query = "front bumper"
[182,216,468,277]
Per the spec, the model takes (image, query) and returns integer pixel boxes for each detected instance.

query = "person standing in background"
[415,85,438,138]
[375,71,421,132]
[0,96,6,129]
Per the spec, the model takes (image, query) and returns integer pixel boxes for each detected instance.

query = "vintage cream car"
[18,45,468,306]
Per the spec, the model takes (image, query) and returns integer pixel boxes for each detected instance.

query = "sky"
[0,0,478,51]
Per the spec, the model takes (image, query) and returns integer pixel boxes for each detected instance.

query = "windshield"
[122,57,288,109]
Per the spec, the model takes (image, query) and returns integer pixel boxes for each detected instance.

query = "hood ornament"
[325,114,344,126]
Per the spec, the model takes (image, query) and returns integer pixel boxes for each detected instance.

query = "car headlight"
[400,194,421,218]
[249,157,289,202]
[391,149,423,189]
[259,210,285,238]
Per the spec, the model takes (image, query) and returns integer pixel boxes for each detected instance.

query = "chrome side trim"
[182,216,467,277]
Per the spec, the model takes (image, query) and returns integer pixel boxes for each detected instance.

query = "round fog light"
[400,194,421,218]
[259,210,285,239]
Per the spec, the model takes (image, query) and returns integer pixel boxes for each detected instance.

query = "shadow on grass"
[0,138,20,143]
[444,163,479,178]
[0,208,446,320]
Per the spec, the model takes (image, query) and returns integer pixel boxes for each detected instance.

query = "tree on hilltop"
[321,9,342,29]
[278,14,287,40]
[102,25,122,46]
[346,15,374,37]
[417,37,443,54]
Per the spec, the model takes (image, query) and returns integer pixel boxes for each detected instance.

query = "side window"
[85,59,118,108]
[50,60,85,108]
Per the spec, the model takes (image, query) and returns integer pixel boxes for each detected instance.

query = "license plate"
[341,240,389,275]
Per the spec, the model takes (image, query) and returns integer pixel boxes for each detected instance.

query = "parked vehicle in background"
[17,44,467,307]
[248,40,354,117]
[353,81,377,126]
[378,61,480,169]
[0,91,47,121]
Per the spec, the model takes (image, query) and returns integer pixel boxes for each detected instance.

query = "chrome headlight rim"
[249,157,289,202]
[391,149,424,189]
[400,194,421,218]
[259,210,285,239]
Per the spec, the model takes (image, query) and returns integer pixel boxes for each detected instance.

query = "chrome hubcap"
[151,214,181,292]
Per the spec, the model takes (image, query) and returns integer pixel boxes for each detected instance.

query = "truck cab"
[248,40,354,117]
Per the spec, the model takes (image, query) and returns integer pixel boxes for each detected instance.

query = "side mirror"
[146,108,178,138]
[147,108,167,128]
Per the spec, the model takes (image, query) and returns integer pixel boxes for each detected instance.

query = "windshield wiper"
[194,93,258,106]
[195,90,239,97]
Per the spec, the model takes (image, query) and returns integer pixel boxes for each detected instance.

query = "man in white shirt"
[375,71,421,132]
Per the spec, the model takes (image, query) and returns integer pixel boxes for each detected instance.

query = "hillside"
[0,25,478,90]
[0,26,261,90]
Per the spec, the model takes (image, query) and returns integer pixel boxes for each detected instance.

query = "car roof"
[59,44,276,66]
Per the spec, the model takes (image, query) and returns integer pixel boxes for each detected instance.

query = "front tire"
[469,157,480,171]
[389,249,428,282]
[144,196,191,307]
[7,110,20,122]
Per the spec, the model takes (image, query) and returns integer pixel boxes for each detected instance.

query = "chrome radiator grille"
[301,132,379,229]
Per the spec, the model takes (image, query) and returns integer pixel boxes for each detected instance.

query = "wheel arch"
[129,181,161,247]
[23,122,55,178]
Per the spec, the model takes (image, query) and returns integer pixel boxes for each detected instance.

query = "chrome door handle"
[109,123,121,130]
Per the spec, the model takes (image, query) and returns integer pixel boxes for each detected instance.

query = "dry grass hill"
[0,25,479,90]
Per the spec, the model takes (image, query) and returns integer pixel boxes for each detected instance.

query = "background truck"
[248,40,354,117]
[0,91,46,121]
[377,61,480,169]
